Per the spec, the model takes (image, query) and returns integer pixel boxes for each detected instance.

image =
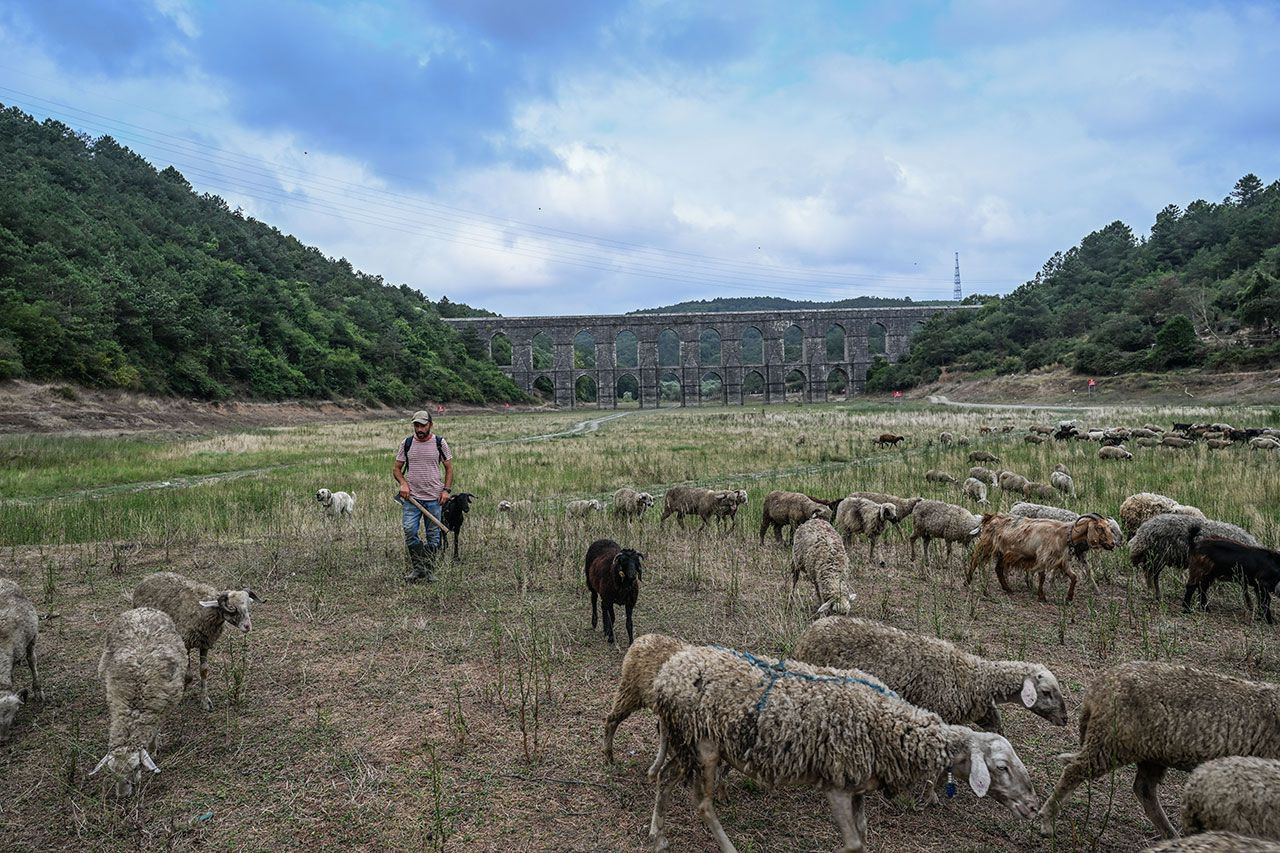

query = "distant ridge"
[629,295,949,314]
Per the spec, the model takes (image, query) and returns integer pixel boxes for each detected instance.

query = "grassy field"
[1,402,1278,852]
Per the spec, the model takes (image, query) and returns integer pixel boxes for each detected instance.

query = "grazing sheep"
[1023,482,1057,501]
[833,496,897,561]
[909,499,982,564]
[1250,437,1280,451]
[794,616,1068,733]
[968,513,1118,602]
[1183,529,1280,623]
[584,539,644,646]
[1206,438,1233,449]
[759,490,832,545]
[1030,425,1054,435]
[91,608,185,797]
[924,469,958,484]
[131,572,260,712]
[939,431,955,445]
[969,466,999,485]
[1131,428,1160,439]
[997,471,1030,494]
[1054,462,1071,475]
[1137,437,1162,448]
[1039,661,1280,839]
[962,477,989,505]
[1162,435,1195,449]
[612,488,656,520]
[875,432,905,446]
[969,450,1001,463]
[497,498,532,518]
[708,489,749,532]
[566,498,605,518]
[648,645,1040,853]
[790,518,855,616]
[660,487,735,530]
[1143,833,1280,852]
[1024,434,1048,444]
[603,633,690,778]
[1130,514,1259,597]
[1098,445,1134,460]
[1181,757,1280,841]
[1050,470,1075,498]
[1120,493,1206,540]
[845,492,922,531]
[0,579,43,741]
[955,435,971,445]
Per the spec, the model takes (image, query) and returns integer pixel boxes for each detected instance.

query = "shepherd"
[393,410,454,583]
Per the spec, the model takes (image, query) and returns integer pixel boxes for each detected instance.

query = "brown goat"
[967,513,1117,603]
[875,433,905,447]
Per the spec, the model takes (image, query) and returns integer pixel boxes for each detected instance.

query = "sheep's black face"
[614,549,644,586]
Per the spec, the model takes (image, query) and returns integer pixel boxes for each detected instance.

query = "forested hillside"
[869,175,1280,391]
[0,104,522,404]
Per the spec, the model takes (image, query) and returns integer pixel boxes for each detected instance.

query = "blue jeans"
[402,498,442,548]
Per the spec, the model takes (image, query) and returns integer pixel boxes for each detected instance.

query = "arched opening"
[573,330,596,369]
[615,330,638,369]
[699,328,722,367]
[865,356,889,388]
[532,331,554,370]
[575,374,597,404]
[825,324,846,362]
[489,332,512,366]
[615,373,640,407]
[658,370,683,407]
[700,371,724,405]
[742,369,766,403]
[741,326,764,365]
[868,322,886,357]
[784,368,806,402]
[784,324,803,363]
[827,367,849,401]
[658,329,680,367]
[532,375,555,399]
[911,320,926,338]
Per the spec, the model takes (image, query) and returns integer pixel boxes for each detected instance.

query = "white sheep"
[131,572,260,711]
[908,499,982,564]
[969,466,999,485]
[565,498,605,518]
[647,645,1040,852]
[1050,470,1075,498]
[794,616,1068,734]
[0,579,43,740]
[1143,832,1280,852]
[1120,492,1205,540]
[924,469,958,484]
[1181,757,1280,841]
[962,477,989,505]
[790,518,855,615]
[602,633,691,779]
[1040,660,1280,839]
[1098,445,1134,460]
[833,496,897,561]
[91,608,186,796]
[611,488,655,520]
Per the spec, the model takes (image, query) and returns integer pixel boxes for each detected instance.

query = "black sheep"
[440,492,474,559]
[584,538,644,646]
[1183,526,1280,623]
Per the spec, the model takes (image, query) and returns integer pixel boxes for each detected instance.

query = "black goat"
[440,492,474,559]
[1183,525,1280,623]
[584,538,644,646]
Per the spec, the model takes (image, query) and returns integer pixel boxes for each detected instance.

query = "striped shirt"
[396,434,452,500]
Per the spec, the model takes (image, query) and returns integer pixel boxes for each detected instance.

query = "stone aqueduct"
[443,306,964,409]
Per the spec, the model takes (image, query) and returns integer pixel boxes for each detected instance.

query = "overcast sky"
[2,1,1278,316]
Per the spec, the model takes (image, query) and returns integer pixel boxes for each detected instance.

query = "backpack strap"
[402,436,414,474]
[436,434,446,461]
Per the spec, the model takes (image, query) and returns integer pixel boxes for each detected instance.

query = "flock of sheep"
[3,414,1278,852]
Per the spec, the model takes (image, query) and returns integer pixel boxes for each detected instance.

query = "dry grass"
[1,402,1278,851]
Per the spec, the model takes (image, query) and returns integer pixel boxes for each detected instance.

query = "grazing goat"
[875,433,905,447]
[967,513,1117,603]
[584,539,645,646]
[1183,527,1280,623]
[440,492,474,559]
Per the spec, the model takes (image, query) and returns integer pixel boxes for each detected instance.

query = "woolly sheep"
[1024,482,1057,501]
[794,616,1068,733]
[0,579,43,740]
[997,471,1030,494]
[845,491,921,531]
[1098,445,1134,460]
[602,633,690,779]
[790,518,855,616]
[962,477,989,505]
[1131,514,1260,598]
[939,431,955,445]
[566,498,605,517]
[611,488,655,520]
[1039,660,1280,839]
[1181,757,1280,841]
[91,607,185,797]
[1251,437,1280,451]
[1050,470,1075,498]
[833,496,897,561]
[969,466,999,485]
[909,499,982,564]
[648,645,1040,853]
[1143,833,1280,852]
[497,498,532,516]
[1206,438,1233,449]
[1137,437,1162,448]
[968,450,1001,463]
[131,572,260,712]
[660,486,735,530]
[759,490,832,545]
[1120,492,1206,540]
[924,469,958,484]
[1163,435,1195,448]
[707,488,748,532]
[1024,434,1048,444]
[1054,463,1071,475]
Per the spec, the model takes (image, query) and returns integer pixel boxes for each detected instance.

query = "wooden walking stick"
[393,494,451,534]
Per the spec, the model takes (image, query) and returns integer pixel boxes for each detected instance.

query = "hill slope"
[0,104,521,404]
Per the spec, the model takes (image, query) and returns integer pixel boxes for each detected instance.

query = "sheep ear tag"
[1021,677,1037,709]
[89,754,111,776]
[199,600,220,609]
[140,750,160,773]
[968,751,991,797]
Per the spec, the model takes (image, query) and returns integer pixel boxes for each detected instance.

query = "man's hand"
[398,482,410,499]
[440,488,451,504]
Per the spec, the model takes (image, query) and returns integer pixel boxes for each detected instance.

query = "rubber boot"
[404,544,430,583]
[422,543,442,583]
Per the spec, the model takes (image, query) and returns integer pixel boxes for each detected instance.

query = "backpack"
[402,434,446,475]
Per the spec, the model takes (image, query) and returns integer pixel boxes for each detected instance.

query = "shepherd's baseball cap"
[411,410,433,425]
